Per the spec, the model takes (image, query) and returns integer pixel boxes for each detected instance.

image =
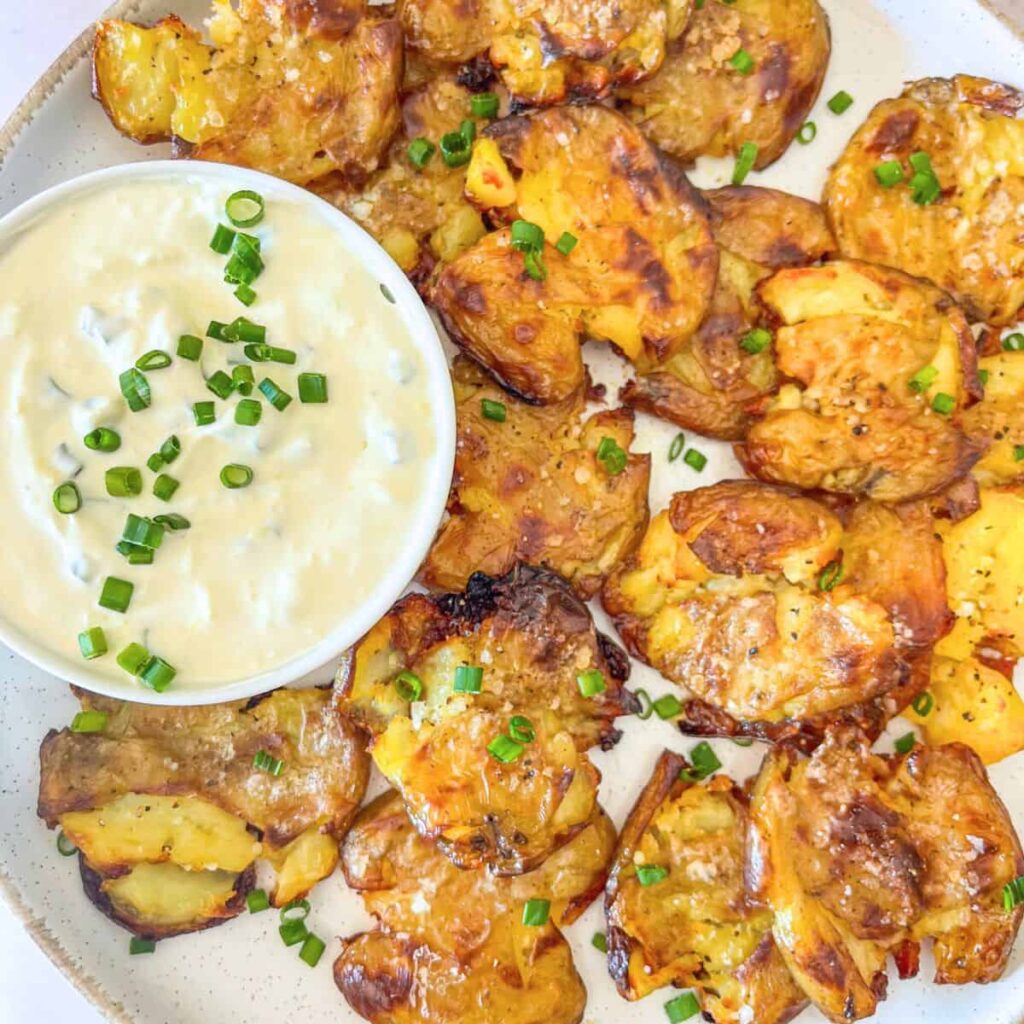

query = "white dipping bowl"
[0,161,454,704]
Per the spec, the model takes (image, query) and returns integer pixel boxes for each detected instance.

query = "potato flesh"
[964,353,1024,487]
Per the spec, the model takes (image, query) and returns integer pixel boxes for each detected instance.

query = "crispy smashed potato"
[335,564,636,874]
[602,481,949,741]
[335,792,615,1023]
[606,751,806,1023]
[93,0,401,187]
[623,185,835,439]
[329,74,487,279]
[619,0,830,169]
[737,260,983,503]
[420,358,650,595]
[38,687,369,934]
[964,352,1024,486]
[399,0,692,107]
[434,105,717,402]
[825,75,1024,326]
[749,730,1024,1022]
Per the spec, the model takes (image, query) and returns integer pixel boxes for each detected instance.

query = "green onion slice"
[931,392,955,416]
[78,627,108,660]
[232,365,255,396]
[729,47,754,74]
[460,119,476,144]
[225,316,266,345]
[53,482,81,514]
[235,398,263,426]
[207,320,231,341]
[210,223,236,254]
[555,231,578,256]
[129,937,156,955]
[1004,875,1024,912]
[123,513,165,549]
[258,377,293,412]
[521,898,550,927]
[665,992,700,1022]
[279,919,308,947]
[653,694,682,719]
[635,688,654,720]
[56,831,77,857]
[908,365,939,393]
[153,513,190,531]
[636,864,669,887]
[439,130,471,167]
[146,453,165,473]
[280,899,311,923]
[298,373,328,404]
[299,933,326,968]
[596,436,628,476]
[254,750,285,775]
[679,741,722,782]
[732,141,759,185]
[911,692,934,717]
[193,401,216,426]
[739,327,772,354]
[470,92,499,118]
[827,90,854,114]
[511,220,544,253]
[206,370,235,399]
[1003,332,1024,351]
[487,733,524,763]
[234,283,257,307]
[105,467,143,498]
[245,343,296,365]
[408,137,435,169]
[668,433,686,462]
[246,889,270,914]
[116,540,153,565]
[1014,444,1024,462]
[225,189,265,228]
[98,576,134,613]
[395,671,423,702]
[481,398,507,422]
[591,932,608,953]
[116,642,150,676]
[71,710,108,733]
[453,665,484,693]
[140,656,176,693]
[221,463,254,489]
[136,350,172,371]
[83,427,121,452]
[153,474,180,502]
[119,368,151,412]
[874,160,904,188]
[732,736,755,747]
[796,121,817,144]
[894,731,916,755]
[508,715,535,743]
[576,669,606,697]
[818,558,844,592]
[683,448,707,472]
[523,249,547,282]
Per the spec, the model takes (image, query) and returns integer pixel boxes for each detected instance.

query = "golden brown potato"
[38,687,369,914]
[335,792,616,1024]
[420,358,651,595]
[433,105,717,402]
[623,185,836,439]
[619,0,830,169]
[399,0,691,107]
[825,75,1024,326]
[963,352,1024,487]
[335,564,637,874]
[602,481,949,742]
[748,730,1024,1022]
[605,751,807,1023]
[737,260,983,503]
[93,0,402,187]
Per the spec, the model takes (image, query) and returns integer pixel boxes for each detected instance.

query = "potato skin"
[602,481,948,741]
[737,260,983,503]
[605,751,807,1024]
[433,105,717,403]
[825,75,1024,326]
[334,791,613,1024]
[619,0,831,169]
[748,731,1024,1022]
[623,186,836,439]
[335,564,636,874]
[420,358,650,595]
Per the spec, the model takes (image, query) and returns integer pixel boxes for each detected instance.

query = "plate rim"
[0,2,1022,1023]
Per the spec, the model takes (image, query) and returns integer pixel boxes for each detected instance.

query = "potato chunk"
[602,481,948,741]
[737,260,983,503]
[623,186,836,439]
[335,564,637,874]
[619,0,831,169]
[433,105,717,402]
[963,352,1024,487]
[334,792,615,1023]
[420,357,650,595]
[825,75,1024,326]
[748,730,1024,1022]
[93,0,402,187]
[605,751,806,1023]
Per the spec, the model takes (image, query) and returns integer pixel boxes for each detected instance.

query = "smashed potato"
[420,358,650,595]
[749,730,1024,1022]
[335,792,615,1024]
[399,0,691,107]
[606,751,806,1023]
[93,0,402,187]
[602,481,949,741]
[737,260,983,503]
[825,75,1024,326]
[335,564,636,874]
[434,104,717,402]
[623,185,835,439]
[38,687,369,934]
[619,0,831,169]
[964,352,1024,486]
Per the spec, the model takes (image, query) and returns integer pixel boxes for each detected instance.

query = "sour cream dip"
[0,164,453,699]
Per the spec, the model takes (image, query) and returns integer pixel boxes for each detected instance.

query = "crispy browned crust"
[602,481,948,740]
[748,731,1024,1022]
[79,858,254,940]
[825,75,1024,326]
[619,0,831,168]
[419,357,650,595]
[432,105,717,403]
[38,687,369,849]
[335,564,636,874]
[623,186,836,439]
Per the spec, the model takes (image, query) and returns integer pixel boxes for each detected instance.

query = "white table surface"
[1,2,1022,1024]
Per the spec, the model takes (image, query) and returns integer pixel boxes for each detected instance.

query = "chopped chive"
[135,350,171,372]
[521,898,550,927]
[56,831,77,857]
[116,642,150,675]
[683,448,707,472]
[668,433,686,462]
[653,694,682,719]
[408,137,435,169]
[225,189,265,228]
[105,467,142,497]
[116,540,153,565]
[979,369,990,386]
[827,90,854,114]
[729,47,754,74]
[460,119,476,144]
[395,671,423,701]
[176,334,203,361]
[298,933,326,967]
[146,453,164,473]
[636,864,669,887]
[129,938,156,955]
[122,513,165,549]
[454,665,484,693]
[210,223,236,254]
[481,398,506,422]
[908,365,939,393]
[83,427,121,452]
[739,327,772,354]
[511,220,545,252]
[235,398,263,426]
[159,435,181,464]
[555,231,578,256]
[279,919,308,947]
[70,710,108,733]
[908,152,941,205]
[679,741,722,782]
[225,317,266,345]
[523,249,547,282]
[1004,876,1024,912]
[298,373,328,404]
[77,627,108,660]
[818,559,844,592]
[508,715,536,743]
[119,368,151,412]
[596,436,627,476]
[894,731,916,755]
[253,749,285,775]
[635,688,654,720]
[471,92,499,118]
[221,463,254,489]
[98,576,134,613]
[140,655,176,692]
[234,283,257,306]
[53,482,81,514]
[207,320,231,342]
[152,513,190,531]
[206,370,235,399]
[732,141,758,185]
[931,392,955,415]
[665,993,700,1022]
[592,932,608,953]
[875,160,904,188]
[796,121,817,144]
[244,344,296,364]
[487,733,524,763]
[246,889,270,914]
[1002,333,1024,351]
[257,377,292,412]
[911,692,934,717]
[1014,445,1024,462]
[232,365,255,396]
[439,130,471,167]
[153,474,179,502]
[193,401,216,426]
[576,669,606,697]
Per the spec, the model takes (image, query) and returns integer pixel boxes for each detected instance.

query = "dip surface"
[0,174,443,690]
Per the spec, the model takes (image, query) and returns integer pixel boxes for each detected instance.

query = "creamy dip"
[0,175,443,689]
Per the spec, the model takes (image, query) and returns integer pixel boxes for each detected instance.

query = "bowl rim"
[0,158,456,705]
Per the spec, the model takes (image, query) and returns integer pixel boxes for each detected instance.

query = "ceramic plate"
[1,2,1022,1022]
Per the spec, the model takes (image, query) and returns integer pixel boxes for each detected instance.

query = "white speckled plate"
[1,2,1023,1022]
